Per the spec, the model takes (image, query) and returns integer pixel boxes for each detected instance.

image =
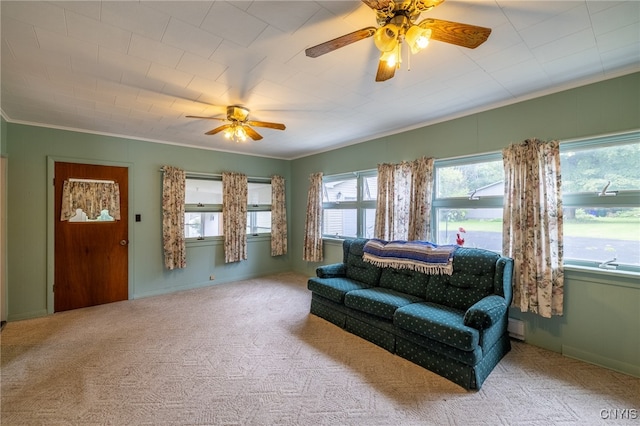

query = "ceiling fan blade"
[414,0,445,12]
[246,121,286,131]
[244,126,263,141]
[205,124,231,135]
[375,60,396,82]
[305,27,376,58]
[186,115,226,121]
[419,18,491,49]
[360,0,393,10]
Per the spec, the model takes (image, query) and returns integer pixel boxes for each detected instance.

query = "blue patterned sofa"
[307,238,514,390]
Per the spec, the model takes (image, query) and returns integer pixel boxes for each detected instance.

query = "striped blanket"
[363,239,458,275]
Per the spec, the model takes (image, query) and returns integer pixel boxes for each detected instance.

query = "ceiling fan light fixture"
[224,123,248,142]
[405,26,432,54]
[233,124,247,142]
[374,24,399,52]
[380,46,401,69]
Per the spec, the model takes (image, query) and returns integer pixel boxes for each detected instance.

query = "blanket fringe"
[363,254,454,276]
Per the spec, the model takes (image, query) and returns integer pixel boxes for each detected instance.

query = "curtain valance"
[60,179,121,221]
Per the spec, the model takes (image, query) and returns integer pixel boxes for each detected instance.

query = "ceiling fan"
[187,106,286,142]
[305,0,491,82]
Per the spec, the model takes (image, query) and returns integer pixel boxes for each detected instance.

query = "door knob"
[120,240,128,246]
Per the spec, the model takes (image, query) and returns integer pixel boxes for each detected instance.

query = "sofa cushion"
[394,302,479,352]
[379,268,430,298]
[344,288,423,320]
[345,239,382,286]
[425,248,499,310]
[307,277,372,304]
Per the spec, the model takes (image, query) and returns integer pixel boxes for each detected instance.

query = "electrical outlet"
[209,275,215,281]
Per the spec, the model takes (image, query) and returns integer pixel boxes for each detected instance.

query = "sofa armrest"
[316,263,346,278]
[463,295,508,330]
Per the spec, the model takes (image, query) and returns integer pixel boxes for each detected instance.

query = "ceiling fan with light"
[187,106,286,142]
[305,0,491,82]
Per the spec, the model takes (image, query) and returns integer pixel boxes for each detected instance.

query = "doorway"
[54,162,129,312]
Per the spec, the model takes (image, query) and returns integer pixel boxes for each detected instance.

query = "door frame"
[46,156,134,314]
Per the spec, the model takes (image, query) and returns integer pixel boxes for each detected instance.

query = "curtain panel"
[161,166,186,270]
[375,163,398,240]
[408,156,434,241]
[271,175,287,256]
[303,172,323,262]
[374,156,434,241]
[223,172,248,263]
[60,180,121,221]
[503,139,564,318]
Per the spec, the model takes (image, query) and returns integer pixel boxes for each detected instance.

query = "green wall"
[4,72,639,377]
[6,125,291,320]
[1,116,7,155]
[1,116,7,323]
[289,72,640,377]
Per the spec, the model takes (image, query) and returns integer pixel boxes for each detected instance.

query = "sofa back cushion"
[379,268,429,298]
[425,247,500,310]
[345,239,382,286]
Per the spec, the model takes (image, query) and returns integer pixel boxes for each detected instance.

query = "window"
[184,176,272,239]
[560,132,640,270]
[320,132,639,274]
[433,155,504,252]
[432,130,640,272]
[322,171,377,238]
[185,178,223,239]
[247,182,272,235]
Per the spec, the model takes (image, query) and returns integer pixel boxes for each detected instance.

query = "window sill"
[322,237,346,246]
[186,234,271,247]
[564,264,639,288]
[186,237,222,247]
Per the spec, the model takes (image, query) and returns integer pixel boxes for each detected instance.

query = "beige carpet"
[1,272,638,425]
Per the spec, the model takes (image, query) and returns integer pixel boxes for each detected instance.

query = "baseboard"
[562,344,640,378]
[7,309,49,322]
[132,269,292,299]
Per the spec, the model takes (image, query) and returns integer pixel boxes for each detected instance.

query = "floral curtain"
[408,156,434,241]
[223,172,248,263]
[374,156,434,241]
[60,180,121,221]
[161,166,186,270]
[375,163,399,240]
[303,172,323,262]
[270,175,287,256]
[503,139,564,318]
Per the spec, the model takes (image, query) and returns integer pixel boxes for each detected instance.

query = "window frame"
[430,131,640,273]
[322,170,377,239]
[184,175,273,241]
[432,153,504,252]
[559,131,640,272]
[184,177,223,240]
[247,181,272,236]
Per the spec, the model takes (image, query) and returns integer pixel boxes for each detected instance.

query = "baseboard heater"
[508,318,525,340]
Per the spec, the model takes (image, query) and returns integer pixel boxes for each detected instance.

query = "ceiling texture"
[1,1,639,159]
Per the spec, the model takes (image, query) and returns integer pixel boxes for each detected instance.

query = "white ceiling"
[1,1,639,159]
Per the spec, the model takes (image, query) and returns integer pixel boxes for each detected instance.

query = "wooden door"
[54,162,128,312]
